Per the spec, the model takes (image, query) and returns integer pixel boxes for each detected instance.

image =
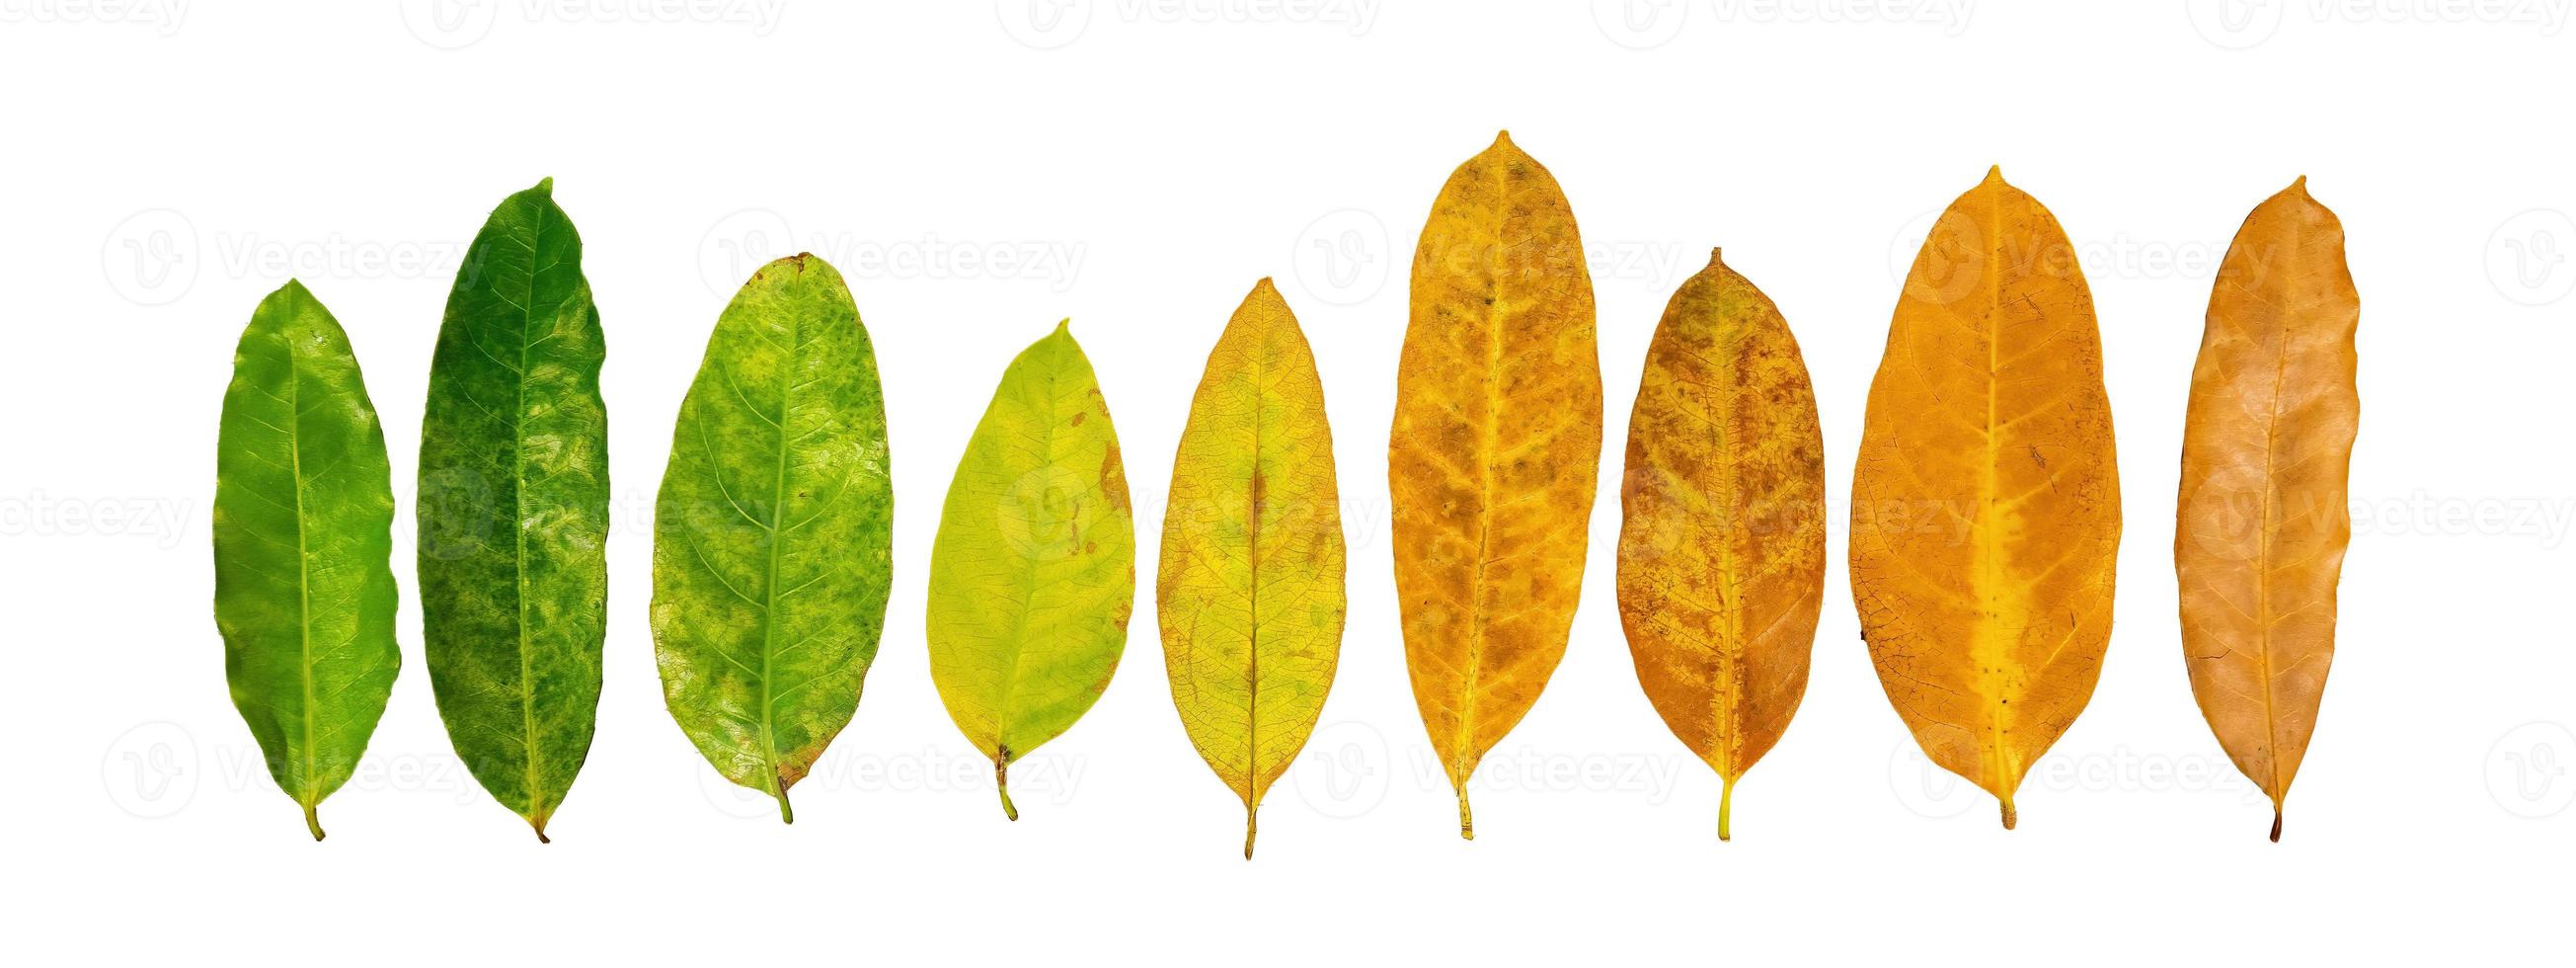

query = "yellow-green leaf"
[1156,280,1345,858]
[927,320,1134,820]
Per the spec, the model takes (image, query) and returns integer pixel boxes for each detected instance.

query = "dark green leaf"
[213,280,401,841]
[418,178,610,842]
[653,253,893,822]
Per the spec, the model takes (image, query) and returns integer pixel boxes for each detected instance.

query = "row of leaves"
[212,135,2357,850]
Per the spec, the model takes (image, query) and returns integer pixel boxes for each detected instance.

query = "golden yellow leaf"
[2176,179,2359,842]
[1615,251,1826,841]
[1157,279,1345,859]
[1390,130,1602,840]
[1850,167,2122,830]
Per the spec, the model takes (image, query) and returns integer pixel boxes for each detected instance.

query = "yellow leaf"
[1615,251,1826,841]
[1850,168,2122,830]
[2176,179,2359,842]
[1156,279,1345,859]
[1390,131,1602,839]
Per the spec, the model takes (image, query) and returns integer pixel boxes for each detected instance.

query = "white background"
[7,0,2571,963]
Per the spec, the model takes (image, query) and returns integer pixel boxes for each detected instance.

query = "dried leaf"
[1389,131,1602,839]
[1849,168,2122,829]
[1157,280,1345,858]
[2176,179,2359,841]
[418,178,610,841]
[652,254,893,823]
[1615,251,1825,841]
[212,281,400,840]
[927,321,1134,820]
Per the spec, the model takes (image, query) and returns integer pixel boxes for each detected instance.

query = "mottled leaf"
[1849,168,2122,829]
[2177,179,2360,841]
[418,178,610,841]
[1389,131,1602,839]
[1614,251,1826,841]
[213,280,400,841]
[653,254,894,823]
[1157,280,1345,857]
[927,320,1134,820]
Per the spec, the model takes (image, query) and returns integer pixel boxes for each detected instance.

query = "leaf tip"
[1983,164,2005,186]
[1493,128,1513,147]
[533,176,555,195]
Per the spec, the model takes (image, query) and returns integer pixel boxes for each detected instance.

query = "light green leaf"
[653,254,893,823]
[213,280,401,841]
[927,320,1134,820]
[417,178,610,842]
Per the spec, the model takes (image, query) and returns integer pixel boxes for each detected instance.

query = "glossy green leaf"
[213,280,401,841]
[653,254,893,823]
[417,178,610,842]
[927,321,1134,820]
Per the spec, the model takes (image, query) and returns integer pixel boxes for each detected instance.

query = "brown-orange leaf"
[2176,179,2360,842]
[1849,168,2122,830]
[1615,251,1826,841]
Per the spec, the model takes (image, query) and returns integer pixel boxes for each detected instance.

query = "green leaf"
[927,320,1134,820]
[653,254,893,823]
[417,178,610,842]
[213,280,401,841]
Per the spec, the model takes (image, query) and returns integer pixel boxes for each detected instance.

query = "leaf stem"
[1243,804,1258,860]
[301,800,325,842]
[1718,776,1735,842]
[1456,789,1474,841]
[776,783,795,825]
[995,759,1019,821]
